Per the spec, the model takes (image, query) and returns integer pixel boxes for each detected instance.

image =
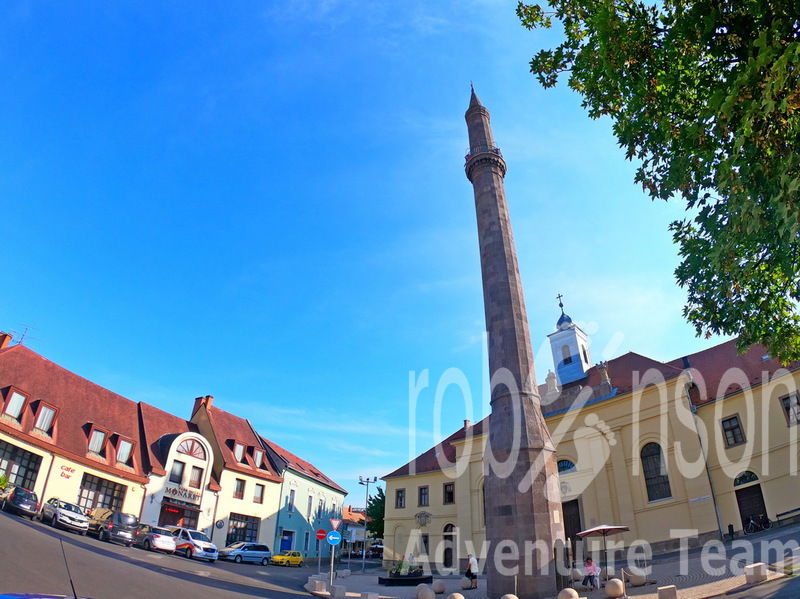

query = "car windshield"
[278,551,293,556]
[189,530,211,542]
[15,489,36,501]
[153,527,172,535]
[59,502,83,514]
[227,542,246,549]
[120,514,138,525]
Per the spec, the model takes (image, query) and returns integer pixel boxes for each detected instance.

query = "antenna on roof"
[10,324,38,346]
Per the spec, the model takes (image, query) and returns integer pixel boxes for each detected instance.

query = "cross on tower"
[557,293,565,313]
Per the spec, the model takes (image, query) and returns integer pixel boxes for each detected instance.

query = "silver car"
[40,498,89,535]
[134,524,177,553]
[218,542,272,565]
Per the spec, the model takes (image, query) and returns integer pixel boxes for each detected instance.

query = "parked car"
[1,487,40,519]
[218,542,271,565]
[40,498,89,535]
[134,524,177,553]
[270,550,303,567]
[167,526,218,562]
[87,507,139,546]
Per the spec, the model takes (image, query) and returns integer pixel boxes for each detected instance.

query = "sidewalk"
[308,523,800,599]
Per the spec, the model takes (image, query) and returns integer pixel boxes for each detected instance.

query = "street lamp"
[359,476,377,573]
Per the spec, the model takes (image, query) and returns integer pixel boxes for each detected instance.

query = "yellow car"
[271,550,304,566]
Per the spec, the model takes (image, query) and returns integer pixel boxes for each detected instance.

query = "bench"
[378,575,433,586]
[775,507,800,526]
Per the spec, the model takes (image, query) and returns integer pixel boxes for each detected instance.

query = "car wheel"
[209,559,216,564]
[185,547,193,559]
[234,555,243,564]
[50,515,58,528]
[261,557,269,566]
[298,561,304,567]
[125,542,132,547]
[143,539,151,551]
[80,531,87,536]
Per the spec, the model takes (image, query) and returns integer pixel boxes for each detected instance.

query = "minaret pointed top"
[469,83,483,109]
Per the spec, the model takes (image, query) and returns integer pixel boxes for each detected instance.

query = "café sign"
[164,483,201,505]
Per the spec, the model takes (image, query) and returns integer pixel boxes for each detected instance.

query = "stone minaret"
[464,87,564,598]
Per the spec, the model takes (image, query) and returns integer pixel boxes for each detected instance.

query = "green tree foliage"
[517,0,800,361]
[366,486,385,539]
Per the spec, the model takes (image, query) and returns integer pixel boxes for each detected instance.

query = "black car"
[1,487,40,519]
[87,507,139,546]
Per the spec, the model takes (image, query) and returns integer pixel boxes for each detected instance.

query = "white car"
[166,526,218,562]
[40,498,89,535]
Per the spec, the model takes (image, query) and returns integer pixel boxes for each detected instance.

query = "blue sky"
[0,0,728,503]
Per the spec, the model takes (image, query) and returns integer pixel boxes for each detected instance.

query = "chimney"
[464,419,471,429]
[0,332,12,349]
[192,395,214,416]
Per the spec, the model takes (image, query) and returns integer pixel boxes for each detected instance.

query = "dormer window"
[234,442,245,463]
[254,448,264,468]
[33,404,57,436]
[3,391,27,421]
[116,438,133,466]
[88,428,108,457]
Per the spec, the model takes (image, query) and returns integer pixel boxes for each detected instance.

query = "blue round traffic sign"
[327,530,342,545]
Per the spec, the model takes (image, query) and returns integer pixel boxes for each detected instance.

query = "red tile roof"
[261,437,347,494]
[0,344,148,484]
[384,338,800,479]
[201,405,283,483]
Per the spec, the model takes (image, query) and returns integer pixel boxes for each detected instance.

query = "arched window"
[177,438,206,460]
[562,345,573,365]
[641,443,671,501]
[734,471,759,486]
[558,459,577,474]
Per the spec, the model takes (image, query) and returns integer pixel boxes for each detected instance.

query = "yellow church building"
[382,309,800,572]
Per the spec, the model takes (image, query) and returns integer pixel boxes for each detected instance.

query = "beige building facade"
[383,314,800,572]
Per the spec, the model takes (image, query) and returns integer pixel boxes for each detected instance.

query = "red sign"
[330,518,341,531]
[316,529,327,540]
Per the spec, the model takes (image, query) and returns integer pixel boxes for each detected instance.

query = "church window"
[781,393,800,426]
[557,459,576,474]
[641,443,672,501]
[561,345,572,365]
[721,415,745,447]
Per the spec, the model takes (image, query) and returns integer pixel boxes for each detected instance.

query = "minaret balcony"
[464,144,503,163]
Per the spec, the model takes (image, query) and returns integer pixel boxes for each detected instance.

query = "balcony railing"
[464,144,503,163]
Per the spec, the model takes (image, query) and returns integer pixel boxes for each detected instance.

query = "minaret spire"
[464,88,564,599]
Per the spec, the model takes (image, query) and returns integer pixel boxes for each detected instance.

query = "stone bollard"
[657,585,678,599]
[361,593,379,599]
[745,562,767,584]
[307,580,327,593]
[604,579,624,598]
[416,584,430,598]
[331,585,347,599]
[432,581,447,594]
[446,593,466,599]
[340,569,351,578]
[459,577,473,590]
[419,587,435,599]
[499,595,519,599]
[557,589,579,599]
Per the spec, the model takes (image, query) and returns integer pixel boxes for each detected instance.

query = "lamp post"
[359,476,377,573]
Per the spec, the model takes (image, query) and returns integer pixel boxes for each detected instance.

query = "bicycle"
[743,514,773,534]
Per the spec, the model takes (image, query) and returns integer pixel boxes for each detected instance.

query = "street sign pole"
[326,531,342,588]
[316,529,327,575]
